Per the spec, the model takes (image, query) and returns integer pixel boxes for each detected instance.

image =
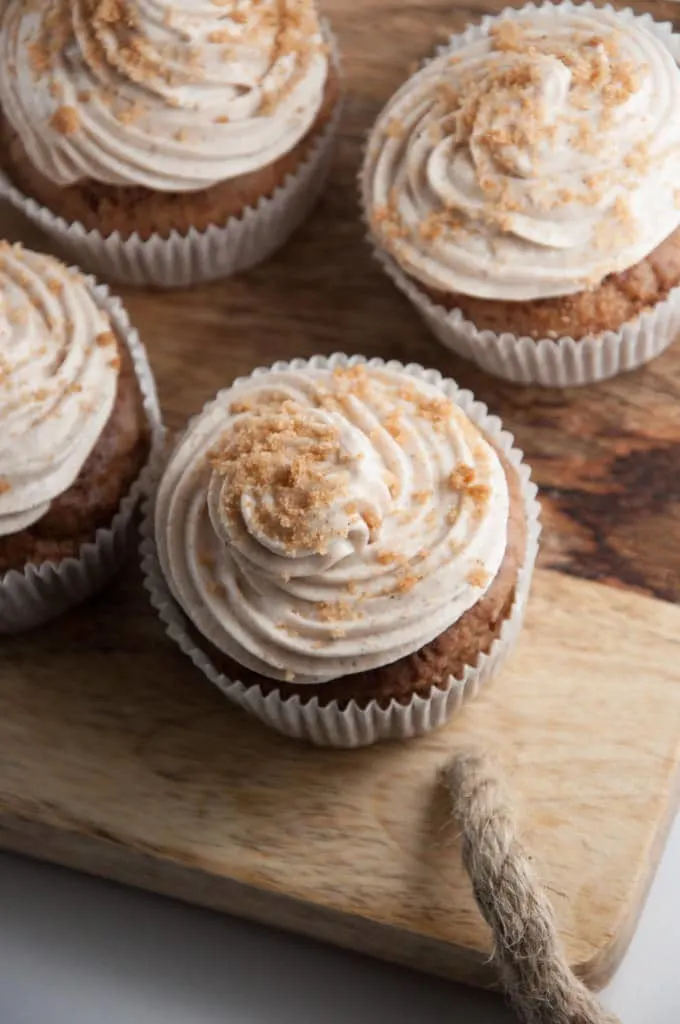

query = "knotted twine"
[441,749,621,1024]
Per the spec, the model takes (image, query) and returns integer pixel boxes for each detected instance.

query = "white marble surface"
[0,810,678,1024]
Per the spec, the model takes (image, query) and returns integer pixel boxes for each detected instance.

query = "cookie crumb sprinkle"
[50,106,80,135]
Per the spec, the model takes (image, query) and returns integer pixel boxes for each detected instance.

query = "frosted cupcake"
[0,0,341,287]
[362,4,680,386]
[0,243,162,632]
[142,356,540,747]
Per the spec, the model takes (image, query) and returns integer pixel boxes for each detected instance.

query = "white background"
[0,813,678,1024]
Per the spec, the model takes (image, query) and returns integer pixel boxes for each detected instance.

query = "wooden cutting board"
[2,0,680,993]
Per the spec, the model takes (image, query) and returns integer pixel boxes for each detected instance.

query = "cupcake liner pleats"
[140,354,541,749]
[376,249,680,387]
[0,276,165,633]
[0,23,343,290]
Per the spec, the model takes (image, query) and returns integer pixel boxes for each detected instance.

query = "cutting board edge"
[571,755,680,989]
[3,786,674,993]
[0,811,498,988]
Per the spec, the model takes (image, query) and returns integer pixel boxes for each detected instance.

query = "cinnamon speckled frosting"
[362,5,680,301]
[0,0,328,192]
[0,243,119,538]
[155,363,510,685]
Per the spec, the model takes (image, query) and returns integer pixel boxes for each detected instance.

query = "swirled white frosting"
[363,7,680,301]
[0,0,328,192]
[155,364,510,685]
[0,244,119,538]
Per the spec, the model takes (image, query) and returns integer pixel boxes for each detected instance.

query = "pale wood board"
[2,0,680,994]
[1,569,680,989]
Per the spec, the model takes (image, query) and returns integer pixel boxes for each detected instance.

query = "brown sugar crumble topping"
[96,330,116,348]
[393,572,420,595]
[50,105,80,135]
[19,0,325,133]
[448,461,490,510]
[466,565,489,588]
[202,367,500,624]
[209,404,357,557]
[371,17,652,257]
[449,464,475,490]
[317,599,362,623]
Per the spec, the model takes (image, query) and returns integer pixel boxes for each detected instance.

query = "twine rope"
[441,749,621,1024]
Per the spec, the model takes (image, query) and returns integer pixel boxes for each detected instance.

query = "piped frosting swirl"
[0,244,119,538]
[0,0,328,192]
[363,7,680,301]
[155,363,510,685]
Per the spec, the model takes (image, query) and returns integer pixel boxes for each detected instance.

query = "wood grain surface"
[1,0,680,994]
[1,568,680,990]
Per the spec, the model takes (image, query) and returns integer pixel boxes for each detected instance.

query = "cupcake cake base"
[0,67,342,241]
[419,227,680,343]
[0,340,150,574]
[378,246,680,388]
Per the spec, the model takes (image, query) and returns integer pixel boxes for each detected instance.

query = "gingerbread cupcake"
[0,0,341,287]
[362,3,680,386]
[0,243,162,632]
[142,355,540,747]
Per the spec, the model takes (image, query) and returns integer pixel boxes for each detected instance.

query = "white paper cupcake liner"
[362,3,680,388]
[0,24,343,290]
[376,249,680,387]
[140,354,541,749]
[0,274,164,634]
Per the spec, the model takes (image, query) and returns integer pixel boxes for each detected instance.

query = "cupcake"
[362,3,680,386]
[0,0,341,288]
[0,242,162,632]
[142,355,540,747]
